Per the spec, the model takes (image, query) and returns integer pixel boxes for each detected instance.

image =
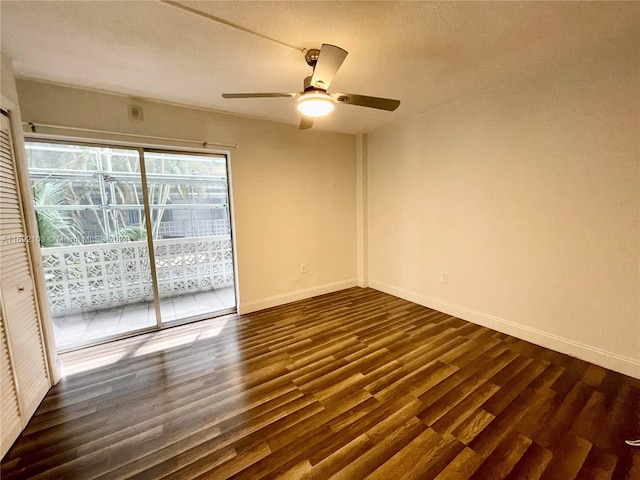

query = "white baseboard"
[370,280,640,379]
[238,279,358,315]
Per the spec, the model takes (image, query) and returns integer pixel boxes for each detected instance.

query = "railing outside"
[76,220,230,244]
[41,235,234,315]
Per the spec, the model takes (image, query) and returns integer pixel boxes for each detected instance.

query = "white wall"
[367,34,640,377]
[15,80,357,313]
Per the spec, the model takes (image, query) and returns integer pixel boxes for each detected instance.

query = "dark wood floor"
[2,287,639,479]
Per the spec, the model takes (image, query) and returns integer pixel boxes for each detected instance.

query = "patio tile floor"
[52,287,236,351]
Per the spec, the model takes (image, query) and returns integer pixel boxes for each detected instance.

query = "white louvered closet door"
[0,302,22,458]
[0,111,50,458]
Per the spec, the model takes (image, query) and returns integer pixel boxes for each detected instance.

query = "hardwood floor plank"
[2,287,637,479]
[469,430,532,479]
[330,417,428,479]
[32,425,164,480]
[539,434,592,480]
[533,380,592,448]
[451,407,495,445]
[402,433,464,479]
[98,420,225,479]
[372,360,458,403]
[504,441,553,480]
[257,431,372,479]
[326,394,381,433]
[189,441,271,480]
[418,364,503,425]
[482,359,549,415]
[468,388,537,457]
[366,428,458,480]
[361,394,424,444]
[576,445,618,480]
[431,380,500,435]
[434,446,483,479]
[416,348,517,410]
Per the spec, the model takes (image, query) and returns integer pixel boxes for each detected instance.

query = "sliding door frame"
[137,148,163,329]
[142,146,238,328]
[23,134,238,350]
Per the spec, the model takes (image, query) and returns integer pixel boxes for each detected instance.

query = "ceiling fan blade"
[310,44,348,90]
[299,117,314,130]
[222,92,297,99]
[331,93,400,111]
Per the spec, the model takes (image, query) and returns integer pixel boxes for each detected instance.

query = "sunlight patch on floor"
[60,315,231,377]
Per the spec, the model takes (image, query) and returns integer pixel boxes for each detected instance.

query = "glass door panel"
[144,151,235,325]
[25,141,236,350]
[25,142,158,350]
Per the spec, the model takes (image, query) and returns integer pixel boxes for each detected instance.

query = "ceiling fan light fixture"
[222,44,400,129]
[296,92,334,117]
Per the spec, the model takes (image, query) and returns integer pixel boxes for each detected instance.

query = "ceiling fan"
[222,44,401,130]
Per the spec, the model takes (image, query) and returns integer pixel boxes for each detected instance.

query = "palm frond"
[32,182,82,247]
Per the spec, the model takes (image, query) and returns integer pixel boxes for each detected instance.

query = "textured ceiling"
[1,1,638,134]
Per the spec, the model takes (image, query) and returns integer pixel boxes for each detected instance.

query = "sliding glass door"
[144,150,235,325]
[25,140,236,351]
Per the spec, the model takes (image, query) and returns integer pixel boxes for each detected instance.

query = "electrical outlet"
[300,264,307,274]
[442,273,449,284]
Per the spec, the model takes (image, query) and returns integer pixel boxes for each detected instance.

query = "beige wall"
[367,34,640,377]
[15,80,357,313]
[1,53,20,106]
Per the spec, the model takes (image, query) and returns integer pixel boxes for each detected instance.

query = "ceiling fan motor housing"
[304,48,321,67]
